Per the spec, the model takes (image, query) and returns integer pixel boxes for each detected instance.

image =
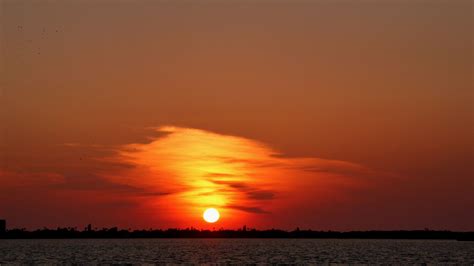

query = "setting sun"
[203,208,220,223]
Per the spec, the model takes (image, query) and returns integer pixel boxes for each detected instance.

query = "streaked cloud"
[103,126,384,223]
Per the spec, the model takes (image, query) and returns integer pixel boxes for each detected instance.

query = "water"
[1,239,473,264]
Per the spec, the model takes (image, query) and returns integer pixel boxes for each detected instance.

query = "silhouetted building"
[87,224,92,232]
[0,219,5,235]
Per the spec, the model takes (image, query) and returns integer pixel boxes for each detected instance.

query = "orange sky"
[1,0,473,230]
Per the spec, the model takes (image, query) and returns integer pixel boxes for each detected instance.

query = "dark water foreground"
[1,239,473,264]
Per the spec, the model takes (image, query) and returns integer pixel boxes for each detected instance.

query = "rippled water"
[1,239,473,264]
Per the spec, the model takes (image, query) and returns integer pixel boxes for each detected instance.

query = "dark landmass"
[1,226,473,240]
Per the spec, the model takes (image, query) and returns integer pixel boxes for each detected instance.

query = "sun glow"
[104,126,372,228]
[108,126,279,225]
[203,208,220,223]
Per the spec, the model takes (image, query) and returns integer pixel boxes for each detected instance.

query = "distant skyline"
[1,0,473,230]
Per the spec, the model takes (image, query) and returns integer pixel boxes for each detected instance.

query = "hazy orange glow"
[100,126,379,228]
[103,126,279,227]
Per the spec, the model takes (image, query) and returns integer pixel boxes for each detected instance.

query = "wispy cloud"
[227,205,269,214]
[0,169,65,188]
[101,126,387,220]
[0,125,404,229]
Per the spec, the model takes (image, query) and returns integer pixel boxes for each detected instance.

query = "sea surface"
[1,239,473,264]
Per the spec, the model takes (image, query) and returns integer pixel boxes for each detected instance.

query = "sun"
[203,208,220,223]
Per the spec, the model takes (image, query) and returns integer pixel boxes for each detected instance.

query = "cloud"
[247,190,275,200]
[209,179,249,189]
[208,179,276,201]
[53,173,174,197]
[99,125,388,221]
[0,169,65,188]
[227,205,269,214]
[1,125,403,229]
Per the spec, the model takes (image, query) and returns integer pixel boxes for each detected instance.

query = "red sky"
[1,0,473,230]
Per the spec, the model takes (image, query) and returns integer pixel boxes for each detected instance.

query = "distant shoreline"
[1,228,473,241]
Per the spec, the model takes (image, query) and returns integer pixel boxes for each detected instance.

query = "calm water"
[1,239,473,264]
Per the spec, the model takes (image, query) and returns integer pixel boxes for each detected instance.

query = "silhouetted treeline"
[1,226,473,240]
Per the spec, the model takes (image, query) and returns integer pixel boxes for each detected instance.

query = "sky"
[1,0,473,231]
